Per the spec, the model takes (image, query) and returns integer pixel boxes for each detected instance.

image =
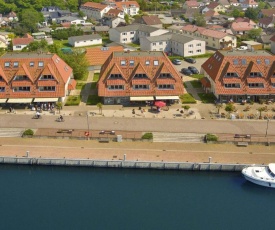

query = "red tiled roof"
[0,53,72,99]
[68,79,77,90]
[201,50,275,96]
[259,16,275,26]
[97,51,184,97]
[207,2,220,9]
[231,22,255,32]
[85,46,124,66]
[204,9,219,17]
[81,2,108,10]
[261,9,275,17]
[182,25,229,39]
[12,37,34,46]
[142,15,162,25]
[105,9,122,17]
[185,0,199,7]
[115,1,140,10]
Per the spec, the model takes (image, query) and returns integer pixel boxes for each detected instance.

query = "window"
[241,59,247,65]
[38,61,44,67]
[249,72,262,77]
[16,46,21,48]
[0,87,5,92]
[188,51,193,54]
[13,86,30,92]
[197,43,201,46]
[4,62,10,67]
[233,59,238,65]
[129,60,134,66]
[109,74,123,79]
[265,59,270,65]
[122,32,127,35]
[145,61,150,65]
[256,59,261,64]
[225,72,238,77]
[134,74,148,79]
[158,84,174,89]
[224,83,240,88]
[14,75,28,81]
[13,62,19,67]
[121,60,126,66]
[39,86,56,91]
[159,73,173,79]
[159,42,163,45]
[154,60,159,66]
[272,83,275,88]
[29,62,34,67]
[153,43,156,46]
[188,44,193,47]
[196,50,201,53]
[123,38,127,42]
[130,31,134,34]
[108,85,124,90]
[133,85,149,90]
[248,83,264,88]
[40,75,54,80]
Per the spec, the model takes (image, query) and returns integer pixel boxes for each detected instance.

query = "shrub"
[182,105,190,110]
[180,94,196,104]
[142,132,153,139]
[65,96,81,106]
[225,103,235,113]
[87,95,101,105]
[198,93,216,103]
[23,129,34,136]
[206,133,218,141]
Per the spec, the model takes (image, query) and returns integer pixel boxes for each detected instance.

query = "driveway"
[172,57,208,74]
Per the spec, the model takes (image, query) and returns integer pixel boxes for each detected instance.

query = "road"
[0,114,274,135]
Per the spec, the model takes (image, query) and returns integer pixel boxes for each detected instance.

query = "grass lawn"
[180,93,196,104]
[86,95,101,105]
[76,82,86,90]
[93,73,100,82]
[190,80,202,88]
[128,42,140,48]
[65,95,81,106]
[191,74,204,80]
[78,72,89,81]
[198,93,216,103]
[53,39,71,48]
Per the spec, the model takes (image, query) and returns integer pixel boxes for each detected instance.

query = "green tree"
[96,102,103,114]
[193,13,206,27]
[62,50,89,80]
[244,7,258,21]
[56,102,63,114]
[257,106,266,119]
[231,8,241,18]
[124,14,130,24]
[225,103,235,113]
[248,28,262,40]
[19,9,44,33]
[23,39,48,52]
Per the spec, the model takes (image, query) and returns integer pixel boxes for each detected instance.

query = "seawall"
[0,156,250,171]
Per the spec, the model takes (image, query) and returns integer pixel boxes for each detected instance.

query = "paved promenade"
[1,138,275,164]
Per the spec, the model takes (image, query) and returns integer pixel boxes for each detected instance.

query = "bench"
[99,138,109,143]
[237,142,248,147]
[234,134,251,139]
[57,129,74,134]
[99,130,115,135]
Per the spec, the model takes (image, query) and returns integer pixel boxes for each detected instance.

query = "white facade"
[68,36,102,47]
[13,44,28,51]
[80,5,111,20]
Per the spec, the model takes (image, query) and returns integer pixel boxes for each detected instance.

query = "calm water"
[0,165,274,230]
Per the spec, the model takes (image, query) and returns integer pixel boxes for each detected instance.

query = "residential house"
[115,1,140,16]
[140,33,205,57]
[241,40,263,50]
[0,32,11,49]
[181,25,237,49]
[41,7,72,25]
[85,46,124,71]
[183,0,200,9]
[0,52,73,104]
[267,1,275,8]
[7,11,18,21]
[258,15,275,29]
[259,9,275,18]
[218,0,231,8]
[239,0,258,9]
[104,8,125,19]
[80,2,111,20]
[229,0,240,7]
[56,16,85,25]
[102,16,125,28]
[202,2,226,13]
[201,50,275,102]
[68,34,102,47]
[93,26,110,33]
[109,24,169,44]
[139,16,163,28]
[97,51,184,105]
[203,10,220,22]
[231,21,257,35]
[12,34,34,51]
[257,34,273,49]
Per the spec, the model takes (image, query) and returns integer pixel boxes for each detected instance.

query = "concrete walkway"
[79,71,94,106]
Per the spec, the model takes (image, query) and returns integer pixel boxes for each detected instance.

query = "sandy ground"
[1,138,275,164]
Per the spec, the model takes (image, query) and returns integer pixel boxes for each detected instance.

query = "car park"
[172,59,182,65]
[188,66,199,74]
[180,68,193,76]
[185,58,196,64]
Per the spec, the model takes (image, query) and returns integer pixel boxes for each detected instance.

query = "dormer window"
[129,60,134,66]
[265,59,270,65]
[14,62,19,67]
[256,59,261,64]
[145,61,150,65]
[14,75,28,81]
[38,61,44,67]
[109,74,123,79]
[40,75,54,80]
[4,62,10,67]
[154,60,159,66]
[249,72,262,77]
[121,60,126,66]
[241,59,247,65]
[225,72,239,78]
[30,62,34,67]
[159,73,173,79]
[233,59,238,65]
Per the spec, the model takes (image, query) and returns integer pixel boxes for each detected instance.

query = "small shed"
[241,41,263,50]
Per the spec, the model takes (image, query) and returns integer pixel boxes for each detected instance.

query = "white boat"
[242,164,275,188]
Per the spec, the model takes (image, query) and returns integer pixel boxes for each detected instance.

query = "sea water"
[0,165,274,230]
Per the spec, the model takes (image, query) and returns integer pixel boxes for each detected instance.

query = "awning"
[7,98,33,103]
[130,96,154,101]
[33,98,58,102]
[155,96,179,100]
[0,99,7,103]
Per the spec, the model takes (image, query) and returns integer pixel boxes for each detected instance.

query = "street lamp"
[86,111,90,139]
[265,119,270,137]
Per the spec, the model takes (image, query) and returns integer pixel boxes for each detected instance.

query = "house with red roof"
[115,1,140,16]
[239,0,258,9]
[183,0,200,9]
[202,2,226,13]
[258,15,275,29]
[12,34,34,51]
[0,52,74,104]
[80,2,112,20]
[181,25,237,49]
[201,50,275,103]
[97,51,184,105]
[231,20,257,35]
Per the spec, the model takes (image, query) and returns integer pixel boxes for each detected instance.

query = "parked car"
[237,46,248,51]
[172,59,182,65]
[185,58,196,64]
[180,68,193,76]
[188,66,199,74]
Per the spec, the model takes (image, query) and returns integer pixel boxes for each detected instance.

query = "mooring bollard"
[124,154,126,161]
[26,151,29,158]
[209,157,212,163]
